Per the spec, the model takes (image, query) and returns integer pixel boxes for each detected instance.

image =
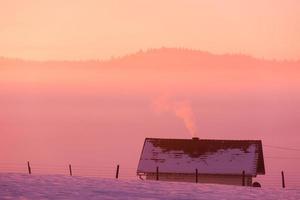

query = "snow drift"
[0,173,299,200]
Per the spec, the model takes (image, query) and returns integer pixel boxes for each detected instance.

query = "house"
[137,137,265,186]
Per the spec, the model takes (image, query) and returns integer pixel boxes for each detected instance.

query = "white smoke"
[152,95,198,137]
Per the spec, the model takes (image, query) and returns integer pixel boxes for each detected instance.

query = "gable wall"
[145,173,253,186]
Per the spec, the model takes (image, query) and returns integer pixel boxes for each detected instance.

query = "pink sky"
[1,0,300,60]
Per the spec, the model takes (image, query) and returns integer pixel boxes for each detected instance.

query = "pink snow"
[0,173,299,200]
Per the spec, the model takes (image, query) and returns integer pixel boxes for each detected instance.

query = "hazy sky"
[1,0,300,60]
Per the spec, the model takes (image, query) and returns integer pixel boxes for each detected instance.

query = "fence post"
[156,166,159,181]
[69,164,72,176]
[242,170,245,186]
[195,168,198,183]
[281,171,285,188]
[27,161,31,174]
[116,165,120,179]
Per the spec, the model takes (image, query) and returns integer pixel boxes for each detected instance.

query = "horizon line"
[0,47,299,63]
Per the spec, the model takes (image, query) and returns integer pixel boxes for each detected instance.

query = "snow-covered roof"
[137,138,265,176]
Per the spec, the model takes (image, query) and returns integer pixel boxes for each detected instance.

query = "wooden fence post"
[116,165,120,179]
[242,170,245,186]
[27,161,31,175]
[156,166,159,181]
[195,168,198,183]
[281,171,285,188]
[69,164,72,176]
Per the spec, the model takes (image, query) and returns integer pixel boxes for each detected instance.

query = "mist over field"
[1,48,300,186]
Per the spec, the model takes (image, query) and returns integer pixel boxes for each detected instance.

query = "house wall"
[145,173,253,186]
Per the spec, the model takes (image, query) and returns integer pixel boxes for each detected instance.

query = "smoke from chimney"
[152,95,198,137]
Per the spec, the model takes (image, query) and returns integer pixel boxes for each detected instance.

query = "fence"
[255,170,300,189]
[1,162,299,189]
[0,162,137,180]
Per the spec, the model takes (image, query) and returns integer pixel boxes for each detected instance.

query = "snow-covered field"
[0,173,299,200]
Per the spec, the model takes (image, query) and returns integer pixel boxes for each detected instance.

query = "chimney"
[192,137,199,140]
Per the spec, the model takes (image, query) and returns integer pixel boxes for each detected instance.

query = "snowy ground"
[0,173,299,200]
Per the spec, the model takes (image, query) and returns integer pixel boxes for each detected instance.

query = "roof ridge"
[145,137,262,142]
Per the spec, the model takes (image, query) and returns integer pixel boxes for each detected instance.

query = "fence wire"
[1,162,299,189]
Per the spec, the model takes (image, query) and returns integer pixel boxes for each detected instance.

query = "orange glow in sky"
[1,0,300,60]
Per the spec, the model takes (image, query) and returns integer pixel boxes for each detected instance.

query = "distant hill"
[1,48,299,67]
[1,48,299,89]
